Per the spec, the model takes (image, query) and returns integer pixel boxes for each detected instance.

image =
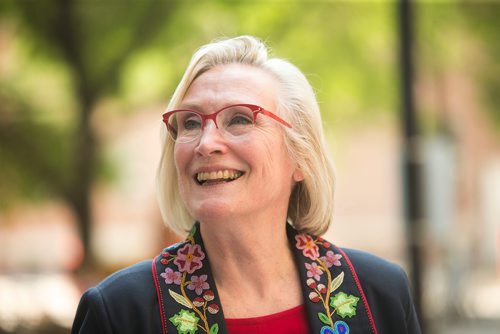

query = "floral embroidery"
[207,303,219,314]
[187,275,210,295]
[310,291,322,303]
[169,309,199,334]
[174,244,205,274]
[334,321,350,334]
[160,224,221,334]
[297,233,360,330]
[156,224,370,334]
[307,278,317,288]
[330,292,359,318]
[320,321,350,334]
[203,290,214,301]
[321,250,342,268]
[317,236,331,248]
[295,234,320,260]
[321,326,335,334]
[161,268,182,285]
[209,324,219,334]
[305,262,324,281]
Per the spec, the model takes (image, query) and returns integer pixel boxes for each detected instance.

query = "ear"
[292,168,304,182]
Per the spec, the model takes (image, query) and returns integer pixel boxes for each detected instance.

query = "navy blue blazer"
[72,248,421,333]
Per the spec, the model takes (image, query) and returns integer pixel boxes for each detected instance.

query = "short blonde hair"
[157,35,335,236]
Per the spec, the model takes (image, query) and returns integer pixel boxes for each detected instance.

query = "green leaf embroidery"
[330,292,359,318]
[318,312,331,325]
[169,309,199,334]
[210,323,219,334]
[189,224,197,237]
[330,271,345,293]
[169,289,192,309]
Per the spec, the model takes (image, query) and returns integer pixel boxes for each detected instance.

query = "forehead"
[181,64,280,110]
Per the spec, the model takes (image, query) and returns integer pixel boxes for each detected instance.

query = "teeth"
[196,170,242,182]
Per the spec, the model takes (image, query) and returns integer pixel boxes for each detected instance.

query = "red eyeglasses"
[162,103,292,143]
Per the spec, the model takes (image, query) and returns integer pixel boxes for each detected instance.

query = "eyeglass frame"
[162,103,292,143]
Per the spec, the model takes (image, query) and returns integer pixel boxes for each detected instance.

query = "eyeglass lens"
[168,106,256,142]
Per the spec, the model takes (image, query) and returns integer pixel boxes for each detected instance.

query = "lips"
[195,169,243,185]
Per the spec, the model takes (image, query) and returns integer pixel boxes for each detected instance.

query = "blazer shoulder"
[96,260,153,290]
[341,248,408,290]
[340,248,421,334]
[72,260,161,334]
[94,260,156,300]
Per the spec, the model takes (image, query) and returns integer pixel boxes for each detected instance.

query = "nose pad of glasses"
[197,120,224,142]
[203,114,219,130]
[202,118,219,132]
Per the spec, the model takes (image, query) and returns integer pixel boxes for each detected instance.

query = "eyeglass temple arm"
[259,108,292,128]
[162,117,178,136]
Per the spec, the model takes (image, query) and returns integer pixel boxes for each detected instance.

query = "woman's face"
[174,64,303,223]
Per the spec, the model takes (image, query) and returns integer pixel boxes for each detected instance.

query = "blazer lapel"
[287,224,378,334]
[152,223,377,334]
[153,224,227,334]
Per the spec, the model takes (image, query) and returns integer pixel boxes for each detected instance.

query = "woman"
[72,36,421,334]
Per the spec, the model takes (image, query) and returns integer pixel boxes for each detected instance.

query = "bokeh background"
[1,0,499,333]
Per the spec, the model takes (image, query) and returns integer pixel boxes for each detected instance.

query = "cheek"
[254,131,292,178]
[262,143,278,176]
[173,146,193,205]
[173,145,191,179]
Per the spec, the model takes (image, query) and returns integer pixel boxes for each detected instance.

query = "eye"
[228,114,253,126]
[184,119,201,130]
[183,117,202,130]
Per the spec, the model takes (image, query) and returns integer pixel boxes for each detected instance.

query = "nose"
[194,122,228,156]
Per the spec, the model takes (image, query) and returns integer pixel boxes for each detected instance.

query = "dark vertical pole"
[398,0,425,330]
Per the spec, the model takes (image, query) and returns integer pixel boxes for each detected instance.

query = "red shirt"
[225,304,309,334]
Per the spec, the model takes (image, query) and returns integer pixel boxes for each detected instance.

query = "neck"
[200,217,293,278]
[198,208,290,264]
[199,218,303,317]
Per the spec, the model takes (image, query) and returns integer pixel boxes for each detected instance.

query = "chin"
[189,200,235,222]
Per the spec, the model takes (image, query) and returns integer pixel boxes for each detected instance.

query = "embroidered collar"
[152,223,378,334]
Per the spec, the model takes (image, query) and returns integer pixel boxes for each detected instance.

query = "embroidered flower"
[320,250,342,268]
[207,303,219,314]
[317,283,327,294]
[174,243,205,274]
[295,234,320,260]
[305,262,323,281]
[320,326,335,334]
[203,290,215,301]
[193,297,205,307]
[306,278,317,289]
[160,267,182,285]
[187,275,210,295]
[309,291,321,302]
[333,321,350,334]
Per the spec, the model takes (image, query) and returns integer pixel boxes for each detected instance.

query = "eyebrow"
[176,102,248,112]
[176,102,202,110]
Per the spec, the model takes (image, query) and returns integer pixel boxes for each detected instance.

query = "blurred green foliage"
[416,1,500,132]
[0,0,499,261]
[0,0,398,211]
[464,2,500,128]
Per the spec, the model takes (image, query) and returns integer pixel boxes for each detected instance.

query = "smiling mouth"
[195,170,244,185]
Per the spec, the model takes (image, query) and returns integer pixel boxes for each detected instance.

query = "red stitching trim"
[152,256,167,334]
[337,247,379,334]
